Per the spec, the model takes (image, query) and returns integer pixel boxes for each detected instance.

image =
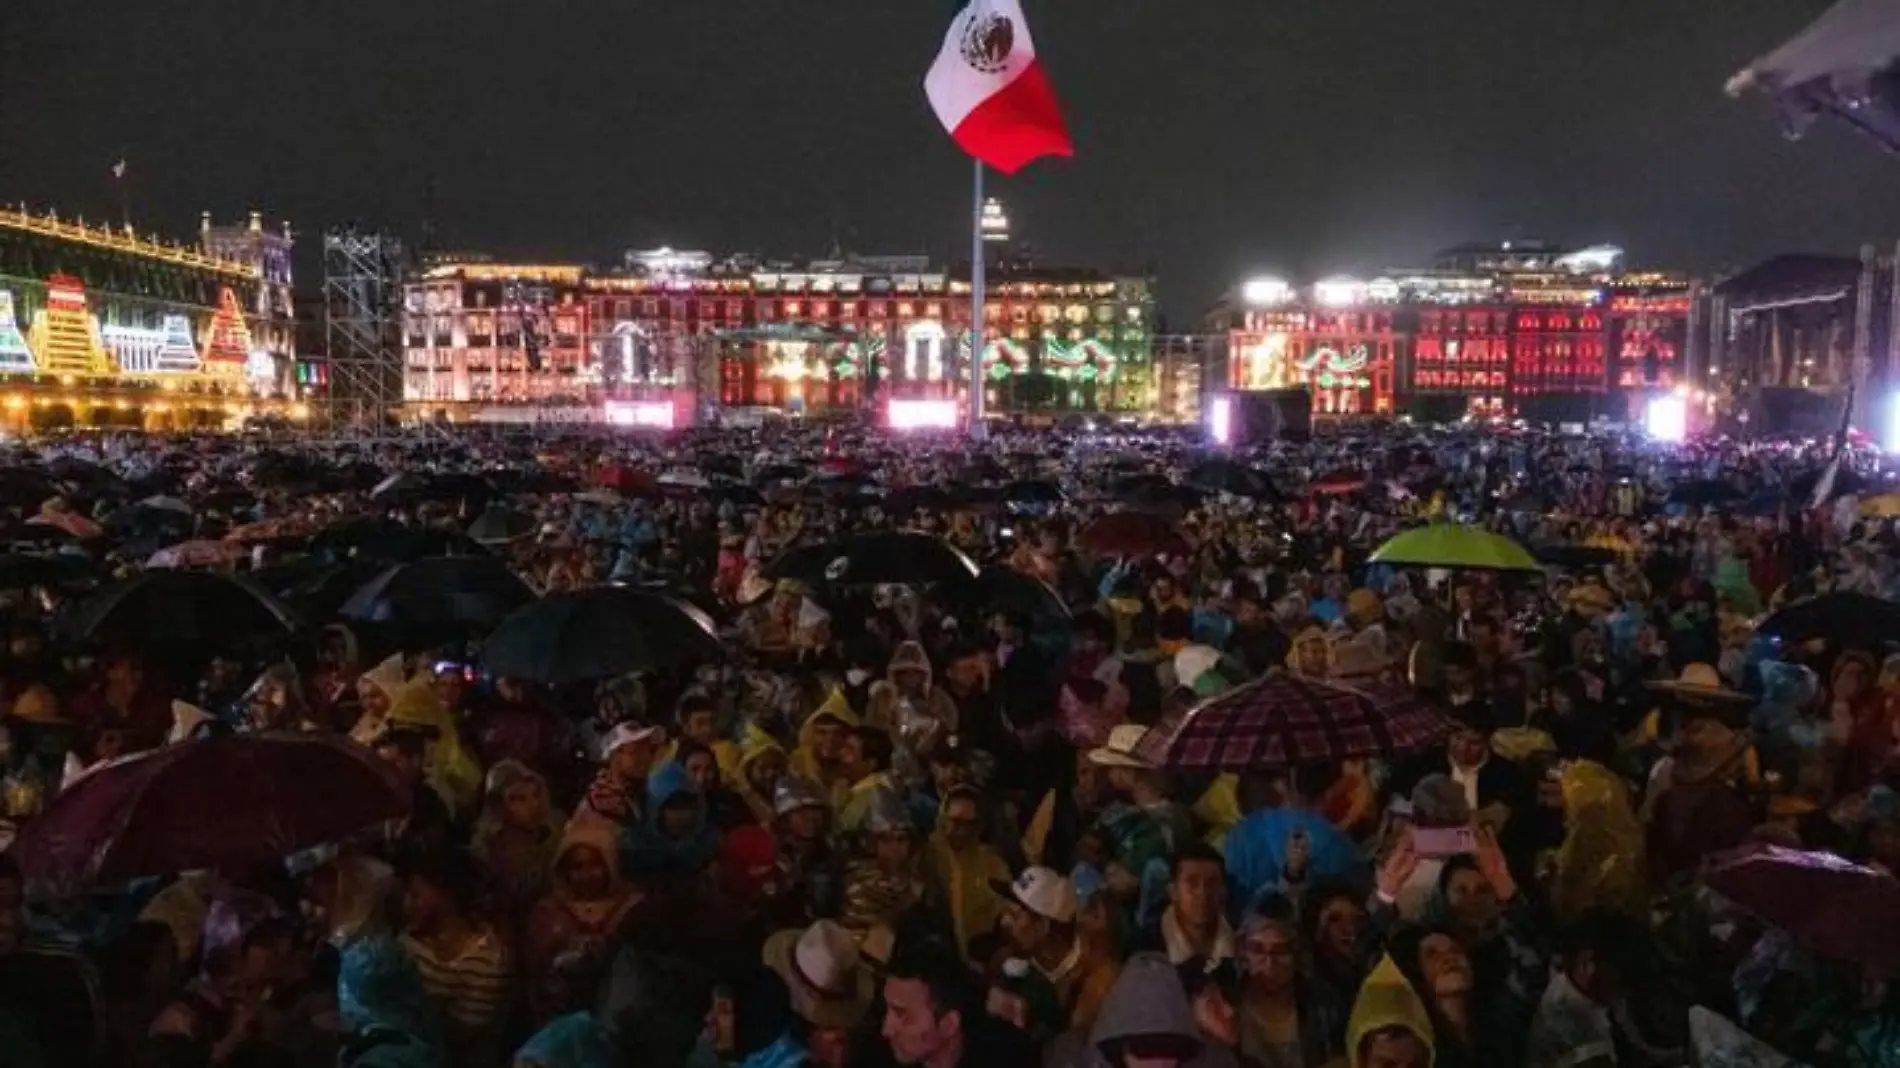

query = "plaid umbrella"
[1133,670,1453,769]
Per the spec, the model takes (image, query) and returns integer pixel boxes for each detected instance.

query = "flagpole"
[968,158,988,441]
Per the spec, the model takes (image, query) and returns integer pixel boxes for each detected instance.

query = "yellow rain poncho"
[734,723,786,825]
[1344,956,1436,1068]
[923,789,1009,964]
[1551,760,1646,922]
[790,689,860,813]
[349,654,410,747]
[385,673,484,820]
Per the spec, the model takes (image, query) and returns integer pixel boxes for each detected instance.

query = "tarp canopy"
[1728,0,1900,152]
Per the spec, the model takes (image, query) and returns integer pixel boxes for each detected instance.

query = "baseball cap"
[990,865,1077,924]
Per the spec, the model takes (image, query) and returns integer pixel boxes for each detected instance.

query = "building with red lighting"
[1206,242,1692,421]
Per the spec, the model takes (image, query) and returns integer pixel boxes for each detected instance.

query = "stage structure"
[322,229,405,434]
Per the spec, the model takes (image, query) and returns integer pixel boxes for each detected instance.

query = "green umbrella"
[1370,524,1541,573]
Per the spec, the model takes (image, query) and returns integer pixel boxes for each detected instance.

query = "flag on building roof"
[925,0,1073,175]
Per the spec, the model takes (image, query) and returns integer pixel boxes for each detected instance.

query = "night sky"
[3,0,1897,322]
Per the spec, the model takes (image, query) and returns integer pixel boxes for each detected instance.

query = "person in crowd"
[399,850,519,1065]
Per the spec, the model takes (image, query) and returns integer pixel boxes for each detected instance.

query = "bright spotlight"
[1646,395,1687,443]
[1241,278,1292,306]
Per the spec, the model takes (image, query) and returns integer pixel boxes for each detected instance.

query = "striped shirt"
[401,926,517,1042]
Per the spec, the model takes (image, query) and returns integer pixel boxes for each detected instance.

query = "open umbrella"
[1668,480,1745,507]
[465,506,536,546]
[1132,670,1453,770]
[10,732,409,887]
[0,553,97,590]
[1369,524,1541,573]
[1758,590,1900,645]
[146,540,246,570]
[1186,459,1275,500]
[1705,844,1900,971]
[765,531,978,586]
[1078,513,1192,558]
[57,571,296,649]
[308,520,489,564]
[339,556,536,631]
[1000,479,1066,506]
[483,587,722,686]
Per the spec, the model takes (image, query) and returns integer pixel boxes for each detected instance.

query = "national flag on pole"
[111,159,126,180]
[925,0,1073,175]
[1809,379,1856,510]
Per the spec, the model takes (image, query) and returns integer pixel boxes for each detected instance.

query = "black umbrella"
[308,520,490,565]
[57,571,296,649]
[1111,473,1175,500]
[765,531,979,586]
[1001,479,1066,505]
[339,556,536,631]
[1790,466,1870,503]
[0,553,98,590]
[483,587,722,686]
[1187,459,1276,500]
[465,507,536,546]
[1759,591,1900,645]
[270,559,404,622]
[941,565,1073,628]
[883,485,966,515]
[0,469,59,510]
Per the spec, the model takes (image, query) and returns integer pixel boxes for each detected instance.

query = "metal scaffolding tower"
[321,229,405,435]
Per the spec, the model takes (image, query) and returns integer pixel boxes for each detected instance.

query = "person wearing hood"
[736,724,790,827]
[837,727,900,834]
[335,935,444,1068]
[523,817,636,1021]
[1342,957,1433,1068]
[790,692,860,814]
[774,777,842,924]
[626,759,720,879]
[473,760,566,918]
[865,640,959,745]
[680,737,758,832]
[1051,951,1213,1068]
[359,661,483,822]
[922,784,1010,966]
[840,788,925,935]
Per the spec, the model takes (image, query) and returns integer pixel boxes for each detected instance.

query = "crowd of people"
[0,420,1893,1068]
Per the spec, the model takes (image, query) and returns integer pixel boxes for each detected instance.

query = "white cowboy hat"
[763,920,876,1031]
[1086,724,1153,769]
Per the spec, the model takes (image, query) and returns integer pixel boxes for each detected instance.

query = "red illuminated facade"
[1209,245,1692,419]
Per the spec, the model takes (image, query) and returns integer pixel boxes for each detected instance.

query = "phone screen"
[1411,826,1477,858]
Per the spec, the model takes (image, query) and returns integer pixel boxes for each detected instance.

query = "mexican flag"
[924,0,1073,175]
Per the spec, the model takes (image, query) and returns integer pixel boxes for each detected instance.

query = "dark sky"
[3,0,1897,323]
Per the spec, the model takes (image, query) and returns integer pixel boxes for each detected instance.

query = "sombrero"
[1646,662,1749,704]
[763,920,876,1031]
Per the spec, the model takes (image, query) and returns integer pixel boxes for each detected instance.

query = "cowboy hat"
[1086,724,1153,769]
[763,920,876,1031]
[1646,662,1750,704]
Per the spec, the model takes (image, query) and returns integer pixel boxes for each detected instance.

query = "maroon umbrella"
[11,732,410,887]
[1704,844,1900,971]
[1133,669,1453,769]
[1078,512,1192,558]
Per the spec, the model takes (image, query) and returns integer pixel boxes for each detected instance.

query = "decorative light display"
[200,287,255,377]
[0,292,34,371]
[102,315,201,374]
[27,275,115,376]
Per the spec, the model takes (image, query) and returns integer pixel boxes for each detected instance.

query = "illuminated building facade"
[1208,243,1692,420]
[0,205,301,431]
[400,247,1157,418]
[200,212,297,395]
